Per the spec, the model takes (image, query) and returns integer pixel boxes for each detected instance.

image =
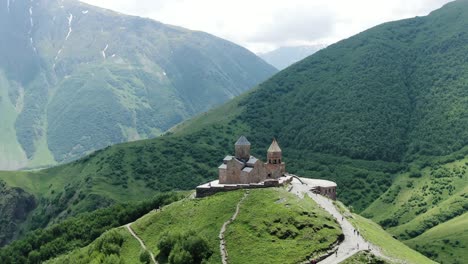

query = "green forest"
[1,1,468,263]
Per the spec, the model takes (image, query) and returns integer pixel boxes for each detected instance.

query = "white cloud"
[80,0,454,53]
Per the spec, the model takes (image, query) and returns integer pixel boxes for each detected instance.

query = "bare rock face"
[0,181,36,246]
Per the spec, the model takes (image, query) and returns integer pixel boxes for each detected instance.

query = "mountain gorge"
[259,44,325,70]
[0,0,276,170]
[1,1,468,263]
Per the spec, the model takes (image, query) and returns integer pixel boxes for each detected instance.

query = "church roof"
[235,136,251,146]
[242,167,253,173]
[268,139,282,152]
[246,156,258,167]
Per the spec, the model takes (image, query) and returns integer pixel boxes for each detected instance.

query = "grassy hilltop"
[44,189,432,264]
[1,1,468,262]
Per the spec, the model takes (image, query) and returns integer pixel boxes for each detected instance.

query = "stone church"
[218,136,286,184]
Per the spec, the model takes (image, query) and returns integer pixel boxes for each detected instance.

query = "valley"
[0,0,276,170]
[1,0,468,263]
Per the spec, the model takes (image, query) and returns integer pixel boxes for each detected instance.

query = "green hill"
[362,156,468,263]
[405,213,468,264]
[44,188,341,264]
[43,188,430,264]
[1,0,468,261]
[0,0,276,170]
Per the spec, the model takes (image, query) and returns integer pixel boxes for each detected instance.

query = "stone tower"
[266,138,286,178]
[267,138,282,164]
[235,136,251,161]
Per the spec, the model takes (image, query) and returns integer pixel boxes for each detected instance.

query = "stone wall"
[315,186,337,200]
[196,177,293,198]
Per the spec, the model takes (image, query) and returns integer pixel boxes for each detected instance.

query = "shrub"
[409,171,422,178]
[139,250,151,264]
[157,231,212,264]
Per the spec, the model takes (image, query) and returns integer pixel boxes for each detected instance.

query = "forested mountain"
[259,44,325,70]
[0,0,276,170]
[1,0,468,263]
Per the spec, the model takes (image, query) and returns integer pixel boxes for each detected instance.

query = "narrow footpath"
[126,223,157,264]
[219,191,249,264]
[290,178,385,264]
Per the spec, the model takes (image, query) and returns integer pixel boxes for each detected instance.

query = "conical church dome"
[268,139,282,153]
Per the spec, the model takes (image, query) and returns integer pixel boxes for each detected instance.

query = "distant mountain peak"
[259,44,326,70]
[0,0,276,170]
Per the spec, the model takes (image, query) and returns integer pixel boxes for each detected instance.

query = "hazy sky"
[80,0,454,53]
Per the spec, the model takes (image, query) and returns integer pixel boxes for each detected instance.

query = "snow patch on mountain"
[65,13,73,41]
[102,44,108,59]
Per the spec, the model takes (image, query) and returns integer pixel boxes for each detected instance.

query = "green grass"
[361,156,468,264]
[42,188,342,264]
[363,157,468,239]
[334,202,435,264]
[0,192,183,264]
[0,0,276,169]
[5,2,468,260]
[0,71,28,170]
[340,251,390,264]
[26,129,56,169]
[131,188,341,264]
[36,188,438,264]
[405,212,468,264]
[225,189,341,264]
[132,191,243,263]
[45,228,141,264]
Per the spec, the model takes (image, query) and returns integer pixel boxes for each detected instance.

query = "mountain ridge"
[259,44,325,70]
[0,0,277,170]
[1,1,468,262]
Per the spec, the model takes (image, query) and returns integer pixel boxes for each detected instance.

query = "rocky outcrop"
[0,181,36,246]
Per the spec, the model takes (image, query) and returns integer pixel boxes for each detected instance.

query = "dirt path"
[219,191,249,264]
[126,223,157,264]
[290,178,388,264]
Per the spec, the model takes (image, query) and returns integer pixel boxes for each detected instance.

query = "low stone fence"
[196,177,293,198]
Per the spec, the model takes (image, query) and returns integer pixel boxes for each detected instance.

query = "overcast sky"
[80,0,454,53]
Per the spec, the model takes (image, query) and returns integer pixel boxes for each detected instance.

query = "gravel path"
[219,191,249,264]
[290,178,384,264]
[126,223,157,264]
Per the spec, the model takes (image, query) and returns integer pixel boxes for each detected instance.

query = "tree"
[139,250,151,264]
[168,244,193,264]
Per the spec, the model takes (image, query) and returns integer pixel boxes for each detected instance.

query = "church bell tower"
[266,138,286,178]
[235,136,251,161]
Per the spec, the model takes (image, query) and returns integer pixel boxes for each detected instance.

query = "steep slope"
[42,189,431,264]
[46,189,342,264]
[0,180,36,246]
[2,0,468,259]
[363,156,468,263]
[0,192,183,263]
[259,44,325,70]
[405,212,468,264]
[0,0,276,169]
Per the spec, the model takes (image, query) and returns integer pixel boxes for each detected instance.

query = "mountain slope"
[405,212,468,264]
[259,44,325,70]
[46,189,343,264]
[2,0,468,260]
[0,0,276,169]
[362,156,468,263]
[44,189,432,264]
